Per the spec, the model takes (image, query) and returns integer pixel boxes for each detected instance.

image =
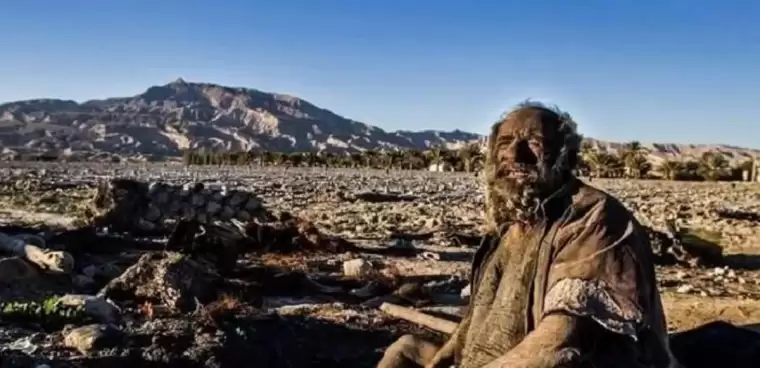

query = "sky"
[1,0,759,147]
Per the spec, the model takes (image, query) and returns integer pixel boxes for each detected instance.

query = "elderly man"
[377,102,678,368]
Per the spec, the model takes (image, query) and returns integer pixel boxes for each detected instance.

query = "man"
[377,102,679,368]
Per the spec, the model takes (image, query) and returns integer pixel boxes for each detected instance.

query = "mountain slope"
[0,79,478,157]
[0,79,757,163]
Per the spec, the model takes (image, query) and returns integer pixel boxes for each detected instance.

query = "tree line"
[181,141,756,182]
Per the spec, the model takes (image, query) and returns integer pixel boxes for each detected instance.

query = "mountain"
[0,79,757,163]
[0,79,478,159]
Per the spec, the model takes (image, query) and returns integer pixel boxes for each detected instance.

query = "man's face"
[484,107,563,226]
[493,108,560,188]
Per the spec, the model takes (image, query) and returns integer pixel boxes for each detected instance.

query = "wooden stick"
[379,302,458,334]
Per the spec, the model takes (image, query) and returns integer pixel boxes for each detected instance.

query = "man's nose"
[499,140,536,164]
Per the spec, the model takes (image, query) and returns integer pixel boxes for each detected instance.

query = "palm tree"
[458,143,484,173]
[401,149,427,170]
[426,145,449,171]
[348,152,363,168]
[623,152,651,179]
[620,141,649,179]
[584,150,623,178]
[363,149,379,168]
[656,160,683,180]
[697,152,729,181]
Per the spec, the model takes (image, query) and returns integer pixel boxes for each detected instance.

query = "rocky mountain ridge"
[0,79,758,163]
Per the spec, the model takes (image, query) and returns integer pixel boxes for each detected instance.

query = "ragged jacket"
[454,177,678,368]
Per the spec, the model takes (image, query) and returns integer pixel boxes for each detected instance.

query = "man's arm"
[481,313,597,368]
[485,198,651,367]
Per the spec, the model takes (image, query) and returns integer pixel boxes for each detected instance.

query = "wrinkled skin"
[484,107,567,227]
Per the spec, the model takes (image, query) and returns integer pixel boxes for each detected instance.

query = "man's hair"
[481,100,582,231]
[486,100,582,173]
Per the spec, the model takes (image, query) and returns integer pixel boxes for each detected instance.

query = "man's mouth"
[498,165,536,179]
[508,170,530,179]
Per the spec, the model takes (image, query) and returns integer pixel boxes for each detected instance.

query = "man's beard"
[485,161,557,229]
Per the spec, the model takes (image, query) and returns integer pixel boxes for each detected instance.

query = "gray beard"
[485,162,557,228]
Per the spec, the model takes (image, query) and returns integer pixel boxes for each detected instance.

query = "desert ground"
[0,163,758,367]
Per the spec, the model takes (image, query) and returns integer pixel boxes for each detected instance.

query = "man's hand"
[480,313,589,368]
[424,337,457,368]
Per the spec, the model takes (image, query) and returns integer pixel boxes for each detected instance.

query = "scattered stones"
[677,284,695,294]
[342,258,373,277]
[62,323,122,355]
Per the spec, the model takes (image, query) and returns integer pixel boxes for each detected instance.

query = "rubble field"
[0,163,759,367]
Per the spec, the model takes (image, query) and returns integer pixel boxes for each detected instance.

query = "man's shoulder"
[565,180,638,227]
[553,180,649,252]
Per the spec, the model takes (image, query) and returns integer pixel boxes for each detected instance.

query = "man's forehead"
[495,108,561,137]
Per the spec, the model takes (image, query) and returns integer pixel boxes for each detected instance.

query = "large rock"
[97,252,221,312]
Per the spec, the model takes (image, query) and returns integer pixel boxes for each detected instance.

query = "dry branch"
[379,302,457,334]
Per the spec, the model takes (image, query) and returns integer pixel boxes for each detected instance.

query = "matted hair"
[487,100,581,173]
[482,100,582,232]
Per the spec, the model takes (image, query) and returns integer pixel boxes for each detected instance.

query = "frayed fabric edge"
[542,277,644,341]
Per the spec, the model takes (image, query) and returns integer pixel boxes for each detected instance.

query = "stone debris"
[97,252,222,313]
[342,258,374,277]
[62,323,122,355]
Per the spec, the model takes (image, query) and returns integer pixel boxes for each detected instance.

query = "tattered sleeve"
[542,199,650,340]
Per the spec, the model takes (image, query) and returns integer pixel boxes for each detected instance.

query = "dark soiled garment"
[454,177,677,368]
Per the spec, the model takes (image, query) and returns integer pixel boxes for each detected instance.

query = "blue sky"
[2,0,759,147]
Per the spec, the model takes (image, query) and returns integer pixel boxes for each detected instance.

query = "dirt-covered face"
[484,107,566,229]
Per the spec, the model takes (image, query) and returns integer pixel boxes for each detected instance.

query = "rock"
[63,324,122,355]
[97,252,221,313]
[711,267,727,277]
[58,294,121,323]
[460,284,471,299]
[675,270,687,280]
[349,281,383,298]
[342,259,373,277]
[417,251,440,261]
[677,284,694,294]
[0,257,38,283]
[72,274,95,290]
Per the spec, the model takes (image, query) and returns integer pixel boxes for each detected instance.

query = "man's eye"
[498,138,514,146]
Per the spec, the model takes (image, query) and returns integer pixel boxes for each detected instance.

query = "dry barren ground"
[0,163,758,367]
